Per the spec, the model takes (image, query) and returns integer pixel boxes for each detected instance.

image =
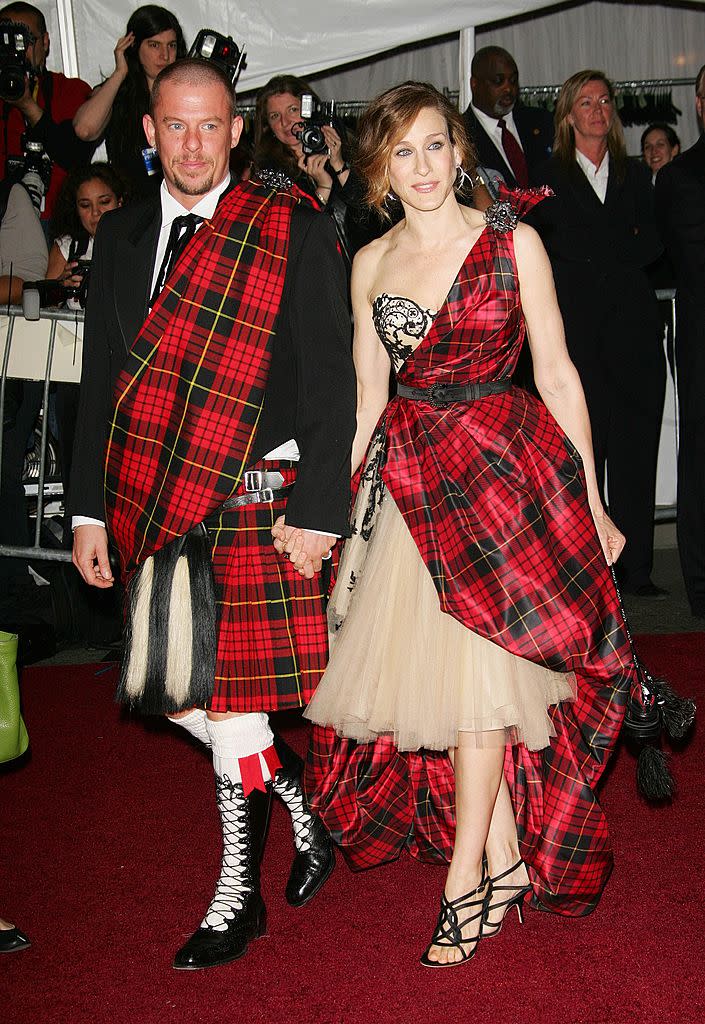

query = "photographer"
[254,75,376,270]
[0,3,95,223]
[46,161,126,300]
[72,5,186,198]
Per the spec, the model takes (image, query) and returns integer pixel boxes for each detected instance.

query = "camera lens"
[0,67,26,102]
[301,125,327,155]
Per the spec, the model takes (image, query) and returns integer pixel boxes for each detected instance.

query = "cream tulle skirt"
[305,493,576,752]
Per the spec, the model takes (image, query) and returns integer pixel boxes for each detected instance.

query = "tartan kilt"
[205,460,331,713]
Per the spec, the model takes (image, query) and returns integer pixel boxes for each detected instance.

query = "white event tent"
[42,1,705,150]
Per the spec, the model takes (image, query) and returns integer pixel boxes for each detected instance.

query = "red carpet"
[3,634,705,1024]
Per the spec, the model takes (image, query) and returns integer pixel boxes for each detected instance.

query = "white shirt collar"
[471,103,519,140]
[575,149,609,202]
[159,174,232,228]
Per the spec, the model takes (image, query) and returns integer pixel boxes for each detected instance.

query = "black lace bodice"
[371,293,437,371]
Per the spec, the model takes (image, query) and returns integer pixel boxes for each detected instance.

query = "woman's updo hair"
[355,81,477,218]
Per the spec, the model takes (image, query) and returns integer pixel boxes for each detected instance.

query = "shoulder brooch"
[483,199,519,233]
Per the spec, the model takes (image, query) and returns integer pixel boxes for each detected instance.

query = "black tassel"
[653,678,697,740]
[184,522,217,707]
[636,746,675,801]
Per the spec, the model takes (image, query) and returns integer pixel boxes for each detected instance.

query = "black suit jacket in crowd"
[655,135,705,310]
[462,102,554,187]
[68,190,356,537]
[526,154,662,272]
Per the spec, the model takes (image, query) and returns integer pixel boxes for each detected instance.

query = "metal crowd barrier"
[0,304,84,563]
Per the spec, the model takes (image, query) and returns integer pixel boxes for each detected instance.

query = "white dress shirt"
[471,103,525,170]
[575,149,609,204]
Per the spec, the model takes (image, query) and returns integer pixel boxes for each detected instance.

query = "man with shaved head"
[463,45,553,189]
[69,58,355,969]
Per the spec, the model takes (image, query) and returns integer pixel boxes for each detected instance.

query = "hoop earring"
[455,165,472,190]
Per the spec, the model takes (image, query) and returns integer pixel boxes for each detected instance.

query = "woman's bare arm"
[349,245,392,475]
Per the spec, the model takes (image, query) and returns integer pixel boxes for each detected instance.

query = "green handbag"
[0,631,29,763]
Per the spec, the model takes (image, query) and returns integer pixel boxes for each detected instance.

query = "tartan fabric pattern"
[105,180,297,574]
[205,461,330,712]
[306,188,635,915]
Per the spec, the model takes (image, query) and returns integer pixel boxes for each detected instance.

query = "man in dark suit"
[462,45,554,189]
[69,59,356,969]
[655,66,705,618]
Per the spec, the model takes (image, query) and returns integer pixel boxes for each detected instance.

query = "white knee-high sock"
[167,708,211,746]
[205,712,276,783]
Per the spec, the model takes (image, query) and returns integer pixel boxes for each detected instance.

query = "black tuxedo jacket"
[655,135,705,308]
[462,102,554,187]
[69,192,356,535]
[527,154,662,272]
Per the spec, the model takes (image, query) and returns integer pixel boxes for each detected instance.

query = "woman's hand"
[321,126,344,170]
[113,32,134,79]
[59,260,83,290]
[590,503,626,565]
[298,151,333,192]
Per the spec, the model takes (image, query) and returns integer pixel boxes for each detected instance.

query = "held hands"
[271,516,335,579]
[590,504,626,566]
[72,524,114,588]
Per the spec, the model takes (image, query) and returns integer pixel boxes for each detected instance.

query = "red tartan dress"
[306,189,636,916]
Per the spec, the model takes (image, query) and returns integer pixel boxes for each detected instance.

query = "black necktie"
[497,119,529,187]
[150,213,201,307]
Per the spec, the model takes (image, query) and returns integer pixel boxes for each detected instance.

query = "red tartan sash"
[104,180,297,574]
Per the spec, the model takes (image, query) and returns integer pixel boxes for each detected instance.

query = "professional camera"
[6,139,51,211]
[293,95,338,157]
[22,259,92,317]
[188,29,246,86]
[0,19,32,102]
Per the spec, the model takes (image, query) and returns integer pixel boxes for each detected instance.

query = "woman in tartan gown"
[300,83,640,968]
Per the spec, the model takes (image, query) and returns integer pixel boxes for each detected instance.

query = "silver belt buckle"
[244,470,263,492]
[260,487,274,502]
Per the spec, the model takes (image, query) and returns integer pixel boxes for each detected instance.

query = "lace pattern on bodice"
[372,293,437,372]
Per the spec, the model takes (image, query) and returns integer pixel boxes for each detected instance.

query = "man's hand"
[9,75,42,124]
[72,524,114,588]
[271,516,335,579]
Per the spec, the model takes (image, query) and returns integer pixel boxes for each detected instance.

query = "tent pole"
[458,27,475,112]
[55,0,80,78]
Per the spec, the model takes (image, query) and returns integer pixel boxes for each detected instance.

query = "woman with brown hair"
[253,74,379,266]
[529,70,666,597]
[289,80,680,968]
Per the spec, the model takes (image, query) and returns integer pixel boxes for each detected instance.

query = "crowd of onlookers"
[1,16,704,621]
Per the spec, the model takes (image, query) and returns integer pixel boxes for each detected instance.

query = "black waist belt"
[396,378,512,408]
[221,470,294,509]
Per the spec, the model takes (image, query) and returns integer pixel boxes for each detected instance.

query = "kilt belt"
[221,470,293,508]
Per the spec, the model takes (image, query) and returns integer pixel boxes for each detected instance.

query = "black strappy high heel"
[482,860,531,937]
[420,870,490,968]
